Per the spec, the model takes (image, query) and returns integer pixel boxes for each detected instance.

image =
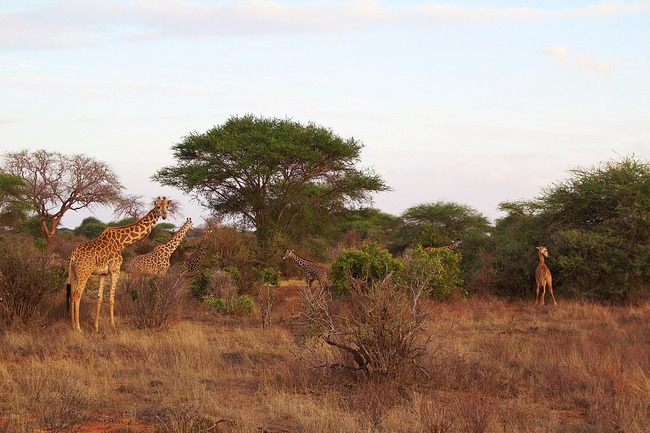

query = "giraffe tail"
[66,283,71,312]
[66,257,78,313]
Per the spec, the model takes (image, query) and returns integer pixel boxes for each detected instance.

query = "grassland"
[1,283,649,433]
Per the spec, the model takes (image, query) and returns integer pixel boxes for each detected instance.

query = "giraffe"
[184,226,212,274]
[424,239,462,253]
[66,197,171,332]
[127,218,193,277]
[282,249,330,290]
[535,245,557,306]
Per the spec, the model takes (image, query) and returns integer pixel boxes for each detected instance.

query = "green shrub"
[399,246,465,300]
[202,294,255,315]
[223,266,242,284]
[330,242,403,297]
[190,269,211,299]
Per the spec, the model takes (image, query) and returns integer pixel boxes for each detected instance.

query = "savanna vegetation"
[1,116,648,432]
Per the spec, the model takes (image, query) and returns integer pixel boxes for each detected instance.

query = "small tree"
[2,150,124,248]
[260,267,280,329]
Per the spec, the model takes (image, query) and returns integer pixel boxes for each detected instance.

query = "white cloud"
[544,43,615,78]
[544,43,571,61]
[1,1,648,49]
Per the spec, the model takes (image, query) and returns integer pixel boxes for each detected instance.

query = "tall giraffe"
[535,245,557,306]
[282,249,330,290]
[184,226,212,274]
[127,218,193,277]
[67,197,171,332]
[424,239,462,253]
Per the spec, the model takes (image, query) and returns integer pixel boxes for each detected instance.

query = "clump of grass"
[11,361,97,432]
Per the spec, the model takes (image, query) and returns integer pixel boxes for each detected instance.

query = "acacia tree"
[2,149,124,248]
[399,201,491,248]
[153,115,389,253]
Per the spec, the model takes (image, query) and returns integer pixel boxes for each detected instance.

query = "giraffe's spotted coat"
[283,249,330,290]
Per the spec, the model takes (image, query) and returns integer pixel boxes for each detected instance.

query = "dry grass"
[1,289,649,433]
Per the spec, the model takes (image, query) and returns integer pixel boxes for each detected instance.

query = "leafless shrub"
[123,268,188,329]
[298,276,430,380]
[207,270,238,303]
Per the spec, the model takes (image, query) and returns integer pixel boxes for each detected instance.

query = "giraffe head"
[450,239,462,249]
[537,245,548,257]
[282,249,294,260]
[154,196,172,220]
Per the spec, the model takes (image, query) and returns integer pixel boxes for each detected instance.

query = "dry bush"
[122,268,189,329]
[416,392,459,433]
[298,277,430,380]
[206,270,239,302]
[0,234,66,328]
[345,379,403,431]
[457,388,501,433]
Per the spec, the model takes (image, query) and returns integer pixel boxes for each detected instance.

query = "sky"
[1,0,649,230]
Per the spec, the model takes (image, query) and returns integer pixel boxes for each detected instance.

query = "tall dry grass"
[0,295,648,432]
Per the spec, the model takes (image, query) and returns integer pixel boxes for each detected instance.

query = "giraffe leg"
[535,284,540,305]
[72,292,81,331]
[548,281,557,306]
[71,280,86,331]
[540,284,546,306]
[108,271,119,328]
[95,275,106,333]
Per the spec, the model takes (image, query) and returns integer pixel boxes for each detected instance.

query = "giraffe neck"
[189,240,207,260]
[538,251,546,265]
[289,251,311,269]
[157,219,192,257]
[101,206,161,249]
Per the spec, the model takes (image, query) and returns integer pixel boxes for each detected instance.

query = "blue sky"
[1,0,649,229]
